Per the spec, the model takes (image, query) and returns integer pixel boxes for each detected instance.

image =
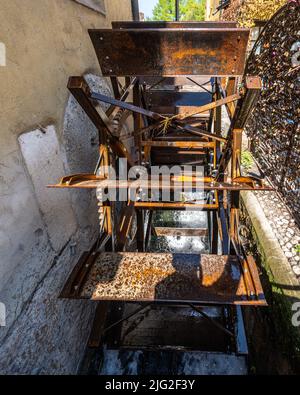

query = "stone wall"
[0,0,132,374]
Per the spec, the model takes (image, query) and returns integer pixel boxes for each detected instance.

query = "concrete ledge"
[242,191,300,300]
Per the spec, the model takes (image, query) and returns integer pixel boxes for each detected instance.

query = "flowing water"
[95,209,248,375]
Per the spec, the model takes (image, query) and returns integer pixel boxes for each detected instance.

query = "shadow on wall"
[62,73,112,228]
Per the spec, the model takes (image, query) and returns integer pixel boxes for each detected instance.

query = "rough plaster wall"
[0,227,96,375]
[0,0,132,374]
[74,0,106,14]
[63,74,111,229]
[19,125,77,252]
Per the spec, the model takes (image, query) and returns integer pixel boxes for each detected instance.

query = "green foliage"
[180,0,206,21]
[222,0,286,28]
[151,0,205,21]
[294,245,300,254]
[241,150,254,171]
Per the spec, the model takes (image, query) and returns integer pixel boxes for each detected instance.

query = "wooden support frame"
[141,141,215,149]
[116,201,135,251]
[136,209,145,252]
[217,76,262,181]
[68,76,135,167]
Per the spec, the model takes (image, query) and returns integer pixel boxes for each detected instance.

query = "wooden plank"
[176,93,240,120]
[135,202,218,211]
[89,29,250,77]
[154,227,208,237]
[63,252,267,306]
[116,202,135,251]
[142,141,215,149]
[149,106,210,117]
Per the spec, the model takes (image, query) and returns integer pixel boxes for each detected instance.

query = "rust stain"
[172,48,216,60]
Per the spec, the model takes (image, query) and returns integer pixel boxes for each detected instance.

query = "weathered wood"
[154,227,208,237]
[141,141,215,149]
[116,202,135,251]
[48,175,272,192]
[135,202,218,211]
[67,76,135,167]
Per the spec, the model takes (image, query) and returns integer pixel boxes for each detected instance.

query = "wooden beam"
[135,202,218,211]
[176,93,240,120]
[141,141,215,149]
[154,227,208,237]
[68,76,135,167]
[116,202,135,251]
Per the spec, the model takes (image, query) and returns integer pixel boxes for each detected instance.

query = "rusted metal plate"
[112,21,238,29]
[145,91,212,108]
[62,252,266,305]
[89,29,250,77]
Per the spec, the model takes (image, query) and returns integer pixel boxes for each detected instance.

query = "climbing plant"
[222,0,287,27]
